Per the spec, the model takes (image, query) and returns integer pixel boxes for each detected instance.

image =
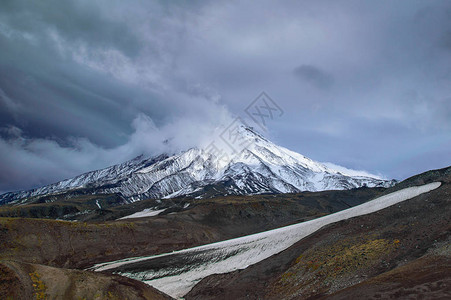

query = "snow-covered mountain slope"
[90,182,441,298]
[0,126,395,205]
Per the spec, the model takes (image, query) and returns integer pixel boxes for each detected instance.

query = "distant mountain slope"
[0,126,394,205]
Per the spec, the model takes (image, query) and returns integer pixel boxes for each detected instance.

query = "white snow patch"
[117,208,166,220]
[92,182,441,299]
[322,162,385,179]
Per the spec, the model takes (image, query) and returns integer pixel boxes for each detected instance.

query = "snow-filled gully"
[117,208,167,220]
[90,182,441,299]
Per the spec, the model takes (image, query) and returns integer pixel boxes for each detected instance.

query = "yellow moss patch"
[277,237,401,292]
[29,271,47,300]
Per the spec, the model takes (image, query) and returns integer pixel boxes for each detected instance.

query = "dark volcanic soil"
[0,186,387,299]
[186,167,451,299]
[0,166,449,299]
[326,254,451,300]
[0,188,383,270]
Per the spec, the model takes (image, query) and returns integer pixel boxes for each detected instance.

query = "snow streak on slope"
[0,154,168,205]
[117,208,166,220]
[0,125,394,205]
[91,182,441,298]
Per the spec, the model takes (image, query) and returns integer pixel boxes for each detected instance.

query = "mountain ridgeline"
[0,126,395,205]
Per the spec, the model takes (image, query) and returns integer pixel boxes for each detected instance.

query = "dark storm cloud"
[0,0,219,142]
[440,31,451,52]
[0,0,142,56]
[293,65,333,90]
[0,1,140,146]
[1,0,451,193]
[0,0,230,193]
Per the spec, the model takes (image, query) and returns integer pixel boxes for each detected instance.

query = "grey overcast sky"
[1,0,450,193]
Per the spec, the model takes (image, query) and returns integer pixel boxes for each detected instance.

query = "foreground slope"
[90,182,441,298]
[0,260,172,300]
[0,166,448,299]
[0,126,394,205]
[0,183,389,299]
[186,166,451,299]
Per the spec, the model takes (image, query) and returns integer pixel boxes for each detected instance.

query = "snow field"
[117,208,166,220]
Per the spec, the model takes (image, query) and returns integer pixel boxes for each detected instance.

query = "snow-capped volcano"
[0,126,395,205]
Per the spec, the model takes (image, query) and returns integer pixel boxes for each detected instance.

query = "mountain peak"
[0,130,395,205]
[238,125,268,140]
